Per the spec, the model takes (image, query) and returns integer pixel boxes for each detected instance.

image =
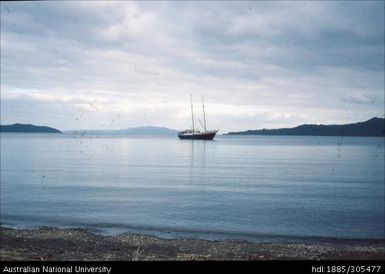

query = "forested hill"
[0,123,62,133]
[226,117,384,137]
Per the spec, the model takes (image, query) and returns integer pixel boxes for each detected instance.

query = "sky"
[1,1,384,132]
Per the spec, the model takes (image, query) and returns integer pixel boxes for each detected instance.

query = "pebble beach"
[1,227,384,261]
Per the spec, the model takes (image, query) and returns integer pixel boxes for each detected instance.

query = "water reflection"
[1,134,384,240]
[187,140,208,184]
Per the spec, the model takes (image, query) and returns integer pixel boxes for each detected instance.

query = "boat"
[178,95,219,140]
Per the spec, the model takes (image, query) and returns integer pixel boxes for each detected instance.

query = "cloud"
[1,1,384,132]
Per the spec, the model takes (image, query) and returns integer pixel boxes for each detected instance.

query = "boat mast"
[190,94,195,133]
[202,95,207,131]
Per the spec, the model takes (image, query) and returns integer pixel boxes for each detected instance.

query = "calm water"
[1,133,384,242]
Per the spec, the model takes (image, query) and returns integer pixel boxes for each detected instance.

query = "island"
[226,117,385,137]
[0,123,62,133]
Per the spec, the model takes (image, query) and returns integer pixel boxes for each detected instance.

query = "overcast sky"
[1,1,384,132]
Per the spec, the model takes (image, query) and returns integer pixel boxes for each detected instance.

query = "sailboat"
[178,95,219,140]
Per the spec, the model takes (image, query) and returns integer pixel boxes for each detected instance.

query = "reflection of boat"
[178,95,219,140]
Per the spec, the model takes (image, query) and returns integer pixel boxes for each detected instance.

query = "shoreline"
[1,226,384,261]
[2,223,384,246]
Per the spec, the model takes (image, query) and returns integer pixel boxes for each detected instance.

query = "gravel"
[1,227,384,261]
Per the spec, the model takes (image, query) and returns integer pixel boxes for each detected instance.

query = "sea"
[1,133,384,243]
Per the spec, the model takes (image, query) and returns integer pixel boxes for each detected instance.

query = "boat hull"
[178,131,217,140]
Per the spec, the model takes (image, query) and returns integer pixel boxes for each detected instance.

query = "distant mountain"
[0,123,62,133]
[65,126,178,135]
[226,117,385,137]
